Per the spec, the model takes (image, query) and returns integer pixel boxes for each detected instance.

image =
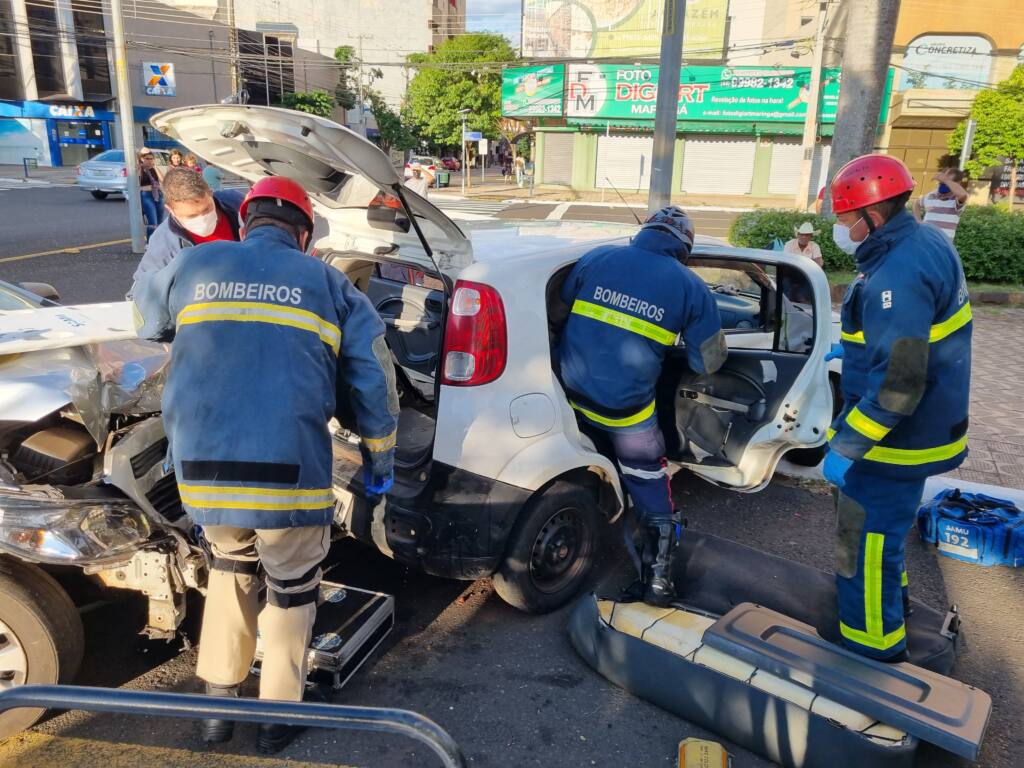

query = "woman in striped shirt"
[913,168,968,240]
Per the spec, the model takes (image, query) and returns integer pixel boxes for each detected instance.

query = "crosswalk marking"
[432,198,511,216]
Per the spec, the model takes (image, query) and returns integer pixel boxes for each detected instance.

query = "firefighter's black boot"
[200,682,238,744]
[643,522,677,607]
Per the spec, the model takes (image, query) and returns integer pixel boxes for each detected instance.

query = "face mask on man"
[937,182,951,195]
[832,222,860,255]
[178,208,219,237]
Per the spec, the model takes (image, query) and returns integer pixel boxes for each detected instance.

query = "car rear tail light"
[120,167,127,176]
[441,280,507,387]
[75,165,81,175]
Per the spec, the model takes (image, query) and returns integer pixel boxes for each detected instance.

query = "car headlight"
[0,491,152,565]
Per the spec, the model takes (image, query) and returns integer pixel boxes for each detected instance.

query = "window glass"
[93,149,124,162]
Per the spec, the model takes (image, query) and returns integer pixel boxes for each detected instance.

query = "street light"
[458,108,470,195]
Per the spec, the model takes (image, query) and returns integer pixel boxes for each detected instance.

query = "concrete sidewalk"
[442,168,789,210]
[0,164,77,185]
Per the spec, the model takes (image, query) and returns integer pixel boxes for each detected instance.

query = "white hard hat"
[795,221,817,235]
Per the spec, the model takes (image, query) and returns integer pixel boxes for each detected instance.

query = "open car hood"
[151,105,472,276]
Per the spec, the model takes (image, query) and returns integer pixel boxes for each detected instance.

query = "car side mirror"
[19,282,60,302]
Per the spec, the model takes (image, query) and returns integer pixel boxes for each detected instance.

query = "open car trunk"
[326,252,446,473]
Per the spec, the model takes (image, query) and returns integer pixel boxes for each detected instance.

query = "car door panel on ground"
[662,254,830,489]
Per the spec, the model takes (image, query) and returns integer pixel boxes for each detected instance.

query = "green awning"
[566,117,833,138]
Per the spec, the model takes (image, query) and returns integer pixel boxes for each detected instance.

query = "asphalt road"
[1,475,1020,768]
[0,187,741,303]
[1,186,1019,767]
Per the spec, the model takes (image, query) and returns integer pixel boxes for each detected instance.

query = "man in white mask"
[131,167,245,292]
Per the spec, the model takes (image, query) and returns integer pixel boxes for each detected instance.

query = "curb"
[830,283,1024,306]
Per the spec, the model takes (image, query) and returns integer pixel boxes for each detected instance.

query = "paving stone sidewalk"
[946,306,1024,489]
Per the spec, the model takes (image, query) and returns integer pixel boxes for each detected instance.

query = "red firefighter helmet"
[830,154,916,214]
[239,177,315,230]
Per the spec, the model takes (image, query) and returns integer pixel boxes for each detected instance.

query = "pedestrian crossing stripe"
[433,199,511,215]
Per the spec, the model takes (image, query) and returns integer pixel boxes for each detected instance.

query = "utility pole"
[648,0,687,214]
[226,0,239,95]
[110,0,145,254]
[957,118,976,172]
[794,1,829,210]
[357,36,366,137]
[459,109,469,195]
[822,0,902,215]
[208,30,218,102]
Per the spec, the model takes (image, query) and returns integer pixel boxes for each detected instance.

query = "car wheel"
[493,481,600,614]
[90,191,108,200]
[786,375,843,467]
[0,557,84,738]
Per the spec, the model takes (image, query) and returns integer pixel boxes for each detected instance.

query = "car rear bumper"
[335,453,531,580]
[77,178,126,193]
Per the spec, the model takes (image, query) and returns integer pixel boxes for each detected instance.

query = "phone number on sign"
[727,76,795,89]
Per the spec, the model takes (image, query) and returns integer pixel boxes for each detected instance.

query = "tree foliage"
[280,89,335,118]
[367,91,416,155]
[334,46,383,113]
[404,33,518,148]
[949,65,1024,180]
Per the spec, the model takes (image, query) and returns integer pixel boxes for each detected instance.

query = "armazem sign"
[523,0,728,59]
[502,65,565,117]
[563,64,891,124]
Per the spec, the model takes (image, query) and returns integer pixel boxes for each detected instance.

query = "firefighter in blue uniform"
[825,155,972,661]
[559,206,727,606]
[133,177,399,752]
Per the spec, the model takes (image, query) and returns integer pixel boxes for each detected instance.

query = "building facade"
[0,0,442,166]
[231,0,466,114]
[516,0,1024,202]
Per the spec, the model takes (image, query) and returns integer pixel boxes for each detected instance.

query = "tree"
[367,91,416,155]
[404,33,518,149]
[280,89,335,118]
[335,45,383,113]
[950,64,1024,210]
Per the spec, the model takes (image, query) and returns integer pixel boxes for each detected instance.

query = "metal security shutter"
[680,137,756,194]
[542,133,574,185]
[767,139,803,195]
[596,135,654,191]
[767,139,833,198]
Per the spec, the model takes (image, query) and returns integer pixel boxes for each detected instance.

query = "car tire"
[493,481,601,614]
[0,557,84,738]
[90,191,108,200]
[786,375,843,467]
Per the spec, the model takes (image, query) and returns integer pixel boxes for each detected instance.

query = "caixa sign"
[48,104,96,118]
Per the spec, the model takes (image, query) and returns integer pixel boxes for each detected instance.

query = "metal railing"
[0,685,466,768]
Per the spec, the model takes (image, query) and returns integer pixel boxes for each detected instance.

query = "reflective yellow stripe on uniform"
[363,430,397,452]
[827,430,967,465]
[571,299,677,346]
[840,532,905,651]
[178,483,335,510]
[177,301,342,355]
[901,570,909,588]
[570,399,656,429]
[838,301,972,347]
[929,302,972,343]
[845,407,892,442]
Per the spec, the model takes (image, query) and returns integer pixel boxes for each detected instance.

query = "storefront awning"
[566,117,835,137]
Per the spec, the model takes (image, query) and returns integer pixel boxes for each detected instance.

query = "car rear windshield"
[92,150,125,163]
[411,156,435,165]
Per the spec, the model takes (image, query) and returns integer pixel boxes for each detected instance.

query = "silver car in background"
[75,148,169,200]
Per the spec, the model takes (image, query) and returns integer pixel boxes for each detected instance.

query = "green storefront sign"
[502,65,565,117]
[557,64,893,127]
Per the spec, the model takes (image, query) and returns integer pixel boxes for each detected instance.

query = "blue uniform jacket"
[829,209,972,480]
[133,225,399,528]
[558,228,727,428]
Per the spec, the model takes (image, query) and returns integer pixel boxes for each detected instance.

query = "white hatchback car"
[155,106,836,613]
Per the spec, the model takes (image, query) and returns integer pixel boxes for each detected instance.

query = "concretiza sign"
[144,62,176,96]
[502,65,565,117]
[560,64,892,125]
